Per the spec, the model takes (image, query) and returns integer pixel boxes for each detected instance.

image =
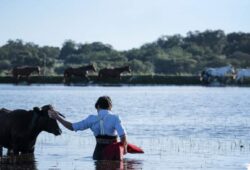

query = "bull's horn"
[55,111,65,118]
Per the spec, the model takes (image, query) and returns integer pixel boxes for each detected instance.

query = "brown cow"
[12,66,40,84]
[0,105,64,156]
[12,66,40,78]
[98,66,131,80]
[64,64,96,84]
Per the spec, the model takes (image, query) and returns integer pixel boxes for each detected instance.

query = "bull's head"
[33,105,64,136]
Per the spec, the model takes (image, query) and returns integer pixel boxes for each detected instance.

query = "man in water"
[48,96,128,160]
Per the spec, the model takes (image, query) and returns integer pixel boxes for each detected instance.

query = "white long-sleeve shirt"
[72,109,126,137]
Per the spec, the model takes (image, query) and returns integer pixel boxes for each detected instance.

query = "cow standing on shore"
[64,64,96,84]
[235,68,250,83]
[200,65,235,84]
[0,105,64,156]
[12,66,40,84]
[98,66,131,80]
[12,66,40,78]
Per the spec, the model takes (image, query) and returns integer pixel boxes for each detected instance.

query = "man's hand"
[121,135,128,154]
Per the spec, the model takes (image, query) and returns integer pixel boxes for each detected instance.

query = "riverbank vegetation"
[0,30,249,76]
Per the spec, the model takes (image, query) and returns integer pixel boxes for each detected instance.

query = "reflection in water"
[95,158,143,170]
[0,154,37,170]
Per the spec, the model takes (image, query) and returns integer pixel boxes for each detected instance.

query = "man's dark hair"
[95,96,112,110]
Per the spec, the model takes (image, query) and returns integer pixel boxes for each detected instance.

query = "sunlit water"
[0,85,250,170]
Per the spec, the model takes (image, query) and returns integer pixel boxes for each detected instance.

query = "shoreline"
[0,75,249,86]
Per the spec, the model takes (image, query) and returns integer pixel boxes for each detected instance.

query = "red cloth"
[102,142,144,160]
[127,143,144,154]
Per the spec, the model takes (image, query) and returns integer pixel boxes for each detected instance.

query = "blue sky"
[0,0,249,50]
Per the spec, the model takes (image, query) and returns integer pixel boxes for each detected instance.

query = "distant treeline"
[0,30,250,76]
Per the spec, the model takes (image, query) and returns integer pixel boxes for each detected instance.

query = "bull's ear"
[41,104,53,111]
[48,104,53,110]
[33,107,40,113]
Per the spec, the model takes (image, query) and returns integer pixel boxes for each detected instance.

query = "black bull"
[0,105,64,156]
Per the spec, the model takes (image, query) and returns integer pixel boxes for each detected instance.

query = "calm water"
[0,85,250,170]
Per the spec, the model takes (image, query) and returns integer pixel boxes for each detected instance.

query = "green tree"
[59,40,77,60]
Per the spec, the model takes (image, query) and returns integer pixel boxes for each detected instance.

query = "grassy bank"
[0,75,249,86]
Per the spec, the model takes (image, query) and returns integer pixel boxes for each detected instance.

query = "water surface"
[0,85,250,170]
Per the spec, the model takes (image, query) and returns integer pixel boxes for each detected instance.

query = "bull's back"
[0,110,13,147]
[0,110,31,147]
[0,109,11,124]
[64,68,72,76]
[13,67,35,75]
[2,110,31,129]
[100,69,115,76]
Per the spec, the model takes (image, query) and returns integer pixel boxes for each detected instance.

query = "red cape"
[102,142,144,160]
[127,143,144,154]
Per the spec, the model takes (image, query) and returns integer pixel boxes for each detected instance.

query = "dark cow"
[0,105,64,156]
[12,66,40,78]
[98,66,131,80]
[64,64,96,84]
[12,66,40,84]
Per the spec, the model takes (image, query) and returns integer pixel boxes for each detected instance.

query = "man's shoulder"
[86,114,98,121]
[107,112,120,121]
